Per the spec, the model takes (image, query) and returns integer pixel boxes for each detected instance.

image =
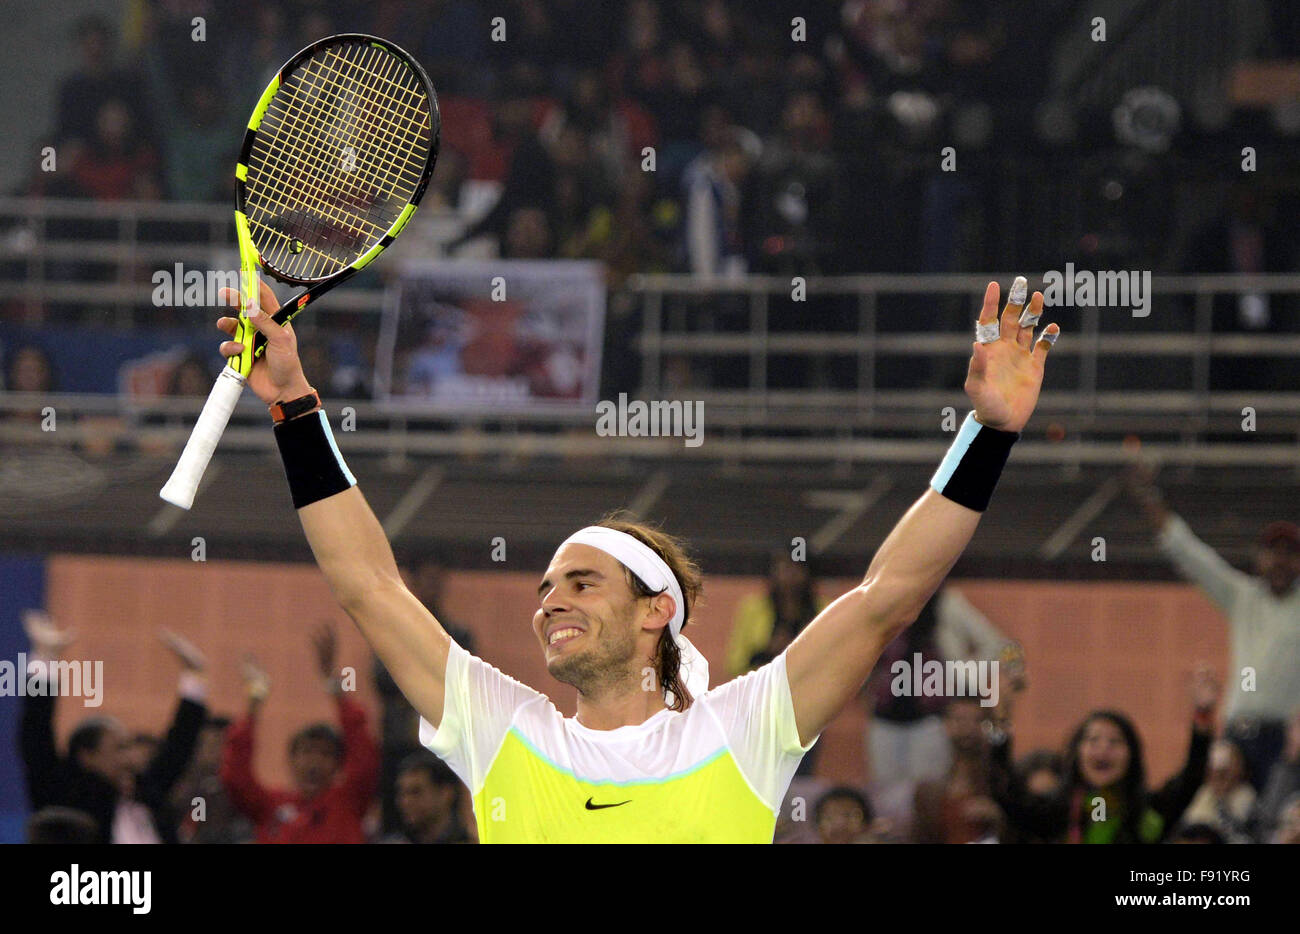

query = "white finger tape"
[1040,329,1059,346]
[1008,276,1028,307]
[1018,309,1042,328]
[975,321,1001,344]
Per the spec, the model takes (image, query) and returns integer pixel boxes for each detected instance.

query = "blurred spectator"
[172,715,254,844]
[749,89,842,275]
[1129,462,1300,786]
[582,166,678,286]
[1251,707,1300,841]
[623,40,712,166]
[166,353,212,397]
[1003,749,1065,843]
[815,785,874,844]
[135,0,226,92]
[156,80,236,202]
[380,751,473,843]
[728,552,826,776]
[1273,794,1300,844]
[1186,180,1300,388]
[446,81,552,253]
[69,99,163,201]
[682,119,757,276]
[3,343,56,394]
[221,5,297,95]
[989,669,1218,844]
[1179,738,1256,843]
[19,613,208,844]
[541,70,651,187]
[55,15,150,152]
[865,587,1012,805]
[912,697,1003,843]
[414,0,492,96]
[2,344,57,427]
[726,550,823,678]
[505,206,556,258]
[1185,181,1295,330]
[220,626,379,844]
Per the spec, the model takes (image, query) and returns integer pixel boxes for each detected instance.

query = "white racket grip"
[160,368,247,509]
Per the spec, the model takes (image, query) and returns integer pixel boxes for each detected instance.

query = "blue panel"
[0,554,46,843]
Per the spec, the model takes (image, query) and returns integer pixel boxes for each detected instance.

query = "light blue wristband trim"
[931,411,982,494]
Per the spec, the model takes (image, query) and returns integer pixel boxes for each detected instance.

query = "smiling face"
[1077,718,1131,789]
[533,543,668,696]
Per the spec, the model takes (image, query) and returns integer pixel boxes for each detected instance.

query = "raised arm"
[136,629,209,807]
[218,657,275,822]
[18,611,76,809]
[311,623,380,810]
[1125,460,1250,612]
[214,286,453,728]
[785,281,1058,745]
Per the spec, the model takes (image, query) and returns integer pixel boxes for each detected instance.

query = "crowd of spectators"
[770,464,1300,844]
[20,0,1300,282]
[4,0,1299,404]
[10,2,1300,845]
[21,497,1300,844]
[20,552,480,846]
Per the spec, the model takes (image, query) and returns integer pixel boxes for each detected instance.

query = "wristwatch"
[269,388,321,424]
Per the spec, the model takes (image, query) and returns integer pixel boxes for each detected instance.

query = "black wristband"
[274,410,356,509]
[930,411,1018,512]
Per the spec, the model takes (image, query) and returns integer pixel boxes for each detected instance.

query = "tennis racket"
[160,33,439,509]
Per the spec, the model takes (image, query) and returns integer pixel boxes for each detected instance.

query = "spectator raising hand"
[20,609,208,844]
[220,628,379,844]
[23,610,76,659]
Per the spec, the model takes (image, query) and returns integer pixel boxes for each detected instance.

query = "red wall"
[44,556,1228,787]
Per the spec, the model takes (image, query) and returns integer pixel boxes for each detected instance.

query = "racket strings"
[317,46,429,182]
[250,46,427,276]
[244,39,432,280]
[251,45,427,272]
[266,46,426,221]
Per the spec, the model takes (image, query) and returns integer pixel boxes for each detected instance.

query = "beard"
[547,612,640,697]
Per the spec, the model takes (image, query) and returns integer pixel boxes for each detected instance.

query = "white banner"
[376,260,605,412]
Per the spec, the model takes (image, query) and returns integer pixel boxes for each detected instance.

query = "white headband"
[559,526,709,702]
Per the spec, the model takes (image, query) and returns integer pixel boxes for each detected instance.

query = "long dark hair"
[767,550,817,635]
[597,512,703,712]
[1063,710,1148,842]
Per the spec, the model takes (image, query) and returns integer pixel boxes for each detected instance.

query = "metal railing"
[4,197,1300,468]
[624,272,1300,427]
[0,196,447,324]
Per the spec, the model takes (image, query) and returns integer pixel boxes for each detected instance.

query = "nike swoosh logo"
[584,797,631,810]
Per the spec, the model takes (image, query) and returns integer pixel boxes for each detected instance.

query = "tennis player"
[213,275,1058,843]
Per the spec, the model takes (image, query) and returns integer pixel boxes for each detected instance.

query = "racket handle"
[160,368,247,509]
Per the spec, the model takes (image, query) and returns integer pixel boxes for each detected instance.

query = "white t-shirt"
[420,641,816,843]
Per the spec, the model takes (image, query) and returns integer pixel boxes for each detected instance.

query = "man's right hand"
[215,283,314,406]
